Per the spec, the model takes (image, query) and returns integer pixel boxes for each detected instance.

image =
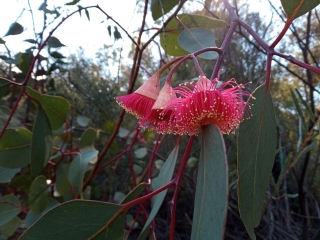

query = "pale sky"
[0,0,153,58]
[0,1,278,63]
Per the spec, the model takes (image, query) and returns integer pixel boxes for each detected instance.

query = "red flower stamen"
[115,73,160,119]
[165,76,251,135]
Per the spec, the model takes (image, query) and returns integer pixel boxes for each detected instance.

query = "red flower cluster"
[116,74,250,135]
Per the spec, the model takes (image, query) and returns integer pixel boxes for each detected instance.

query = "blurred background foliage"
[0,0,320,239]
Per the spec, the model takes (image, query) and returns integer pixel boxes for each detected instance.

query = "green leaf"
[133,164,142,175]
[24,39,37,44]
[105,213,124,239]
[280,0,320,19]
[0,167,20,183]
[68,149,99,194]
[238,84,277,240]
[11,175,33,192]
[0,195,21,227]
[0,79,11,98]
[286,193,299,198]
[79,127,97,147]
[65,0,80,5]
[0,106,21,129]
[20,200,121,239]
[43,8,59,15]
[113,192,126,204]
[120,182,149,204]
[297,142,318,160]
[15,52,32,74]
[29,176,48,215]
[50,51,65,59]
[26,87,70,130]
[160,14,228,56]
[0,38,5,44]
[55,162,71,196]
[25,198,60,228]
[31,107,53,176]
[118,127,130,137]
[85,9,90,21]
[82,186,91,200]
[125,214,138,229]
[138,145,179,240]
[294,89,315,122]
[191,124,228,239]
[154,159,164,169]
[113,26,122,41]
[0,128,32,168]
[4,22,24,37]
[0,216,21,237]
[178,28,218,59]
[77,5,82,17]
[103,119,116,132]
[134,147,147,158]
[0,55,10,61]
[187,157,198,168]
[151,0,179,20]
[47,36,65,48]
[107,25,111,37]
[177,14,229,29]
[76,115,90,127]
[290,89,307,132]
[160,19,191,56]
[38,1,47,10]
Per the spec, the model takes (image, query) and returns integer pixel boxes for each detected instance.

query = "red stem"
[190,54,205,76]
[82,126,140,190]
[269,0,304,49]
[128,152,137,186]
[166,47,223,84]
[96,151,126,175]
[211,20,238,79]
[169,136,195,240]
[0,201,29,214]
[122,181,175,210]
[265,52,273,88]
[125,203,143,237]
[122,137,182,210]
[116,136,196,240]
[220,0,320,85]
[272,51,320,74]
[147,134,163,190]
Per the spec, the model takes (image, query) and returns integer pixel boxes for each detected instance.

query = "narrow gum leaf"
[280,0,320,19]
[31,107,53,176]
[191,124,228,239]
[237,84,277,240]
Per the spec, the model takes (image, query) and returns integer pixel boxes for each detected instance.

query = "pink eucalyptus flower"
[165,76,251,135]
[140,81,177,134]
[115,73,160,119]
